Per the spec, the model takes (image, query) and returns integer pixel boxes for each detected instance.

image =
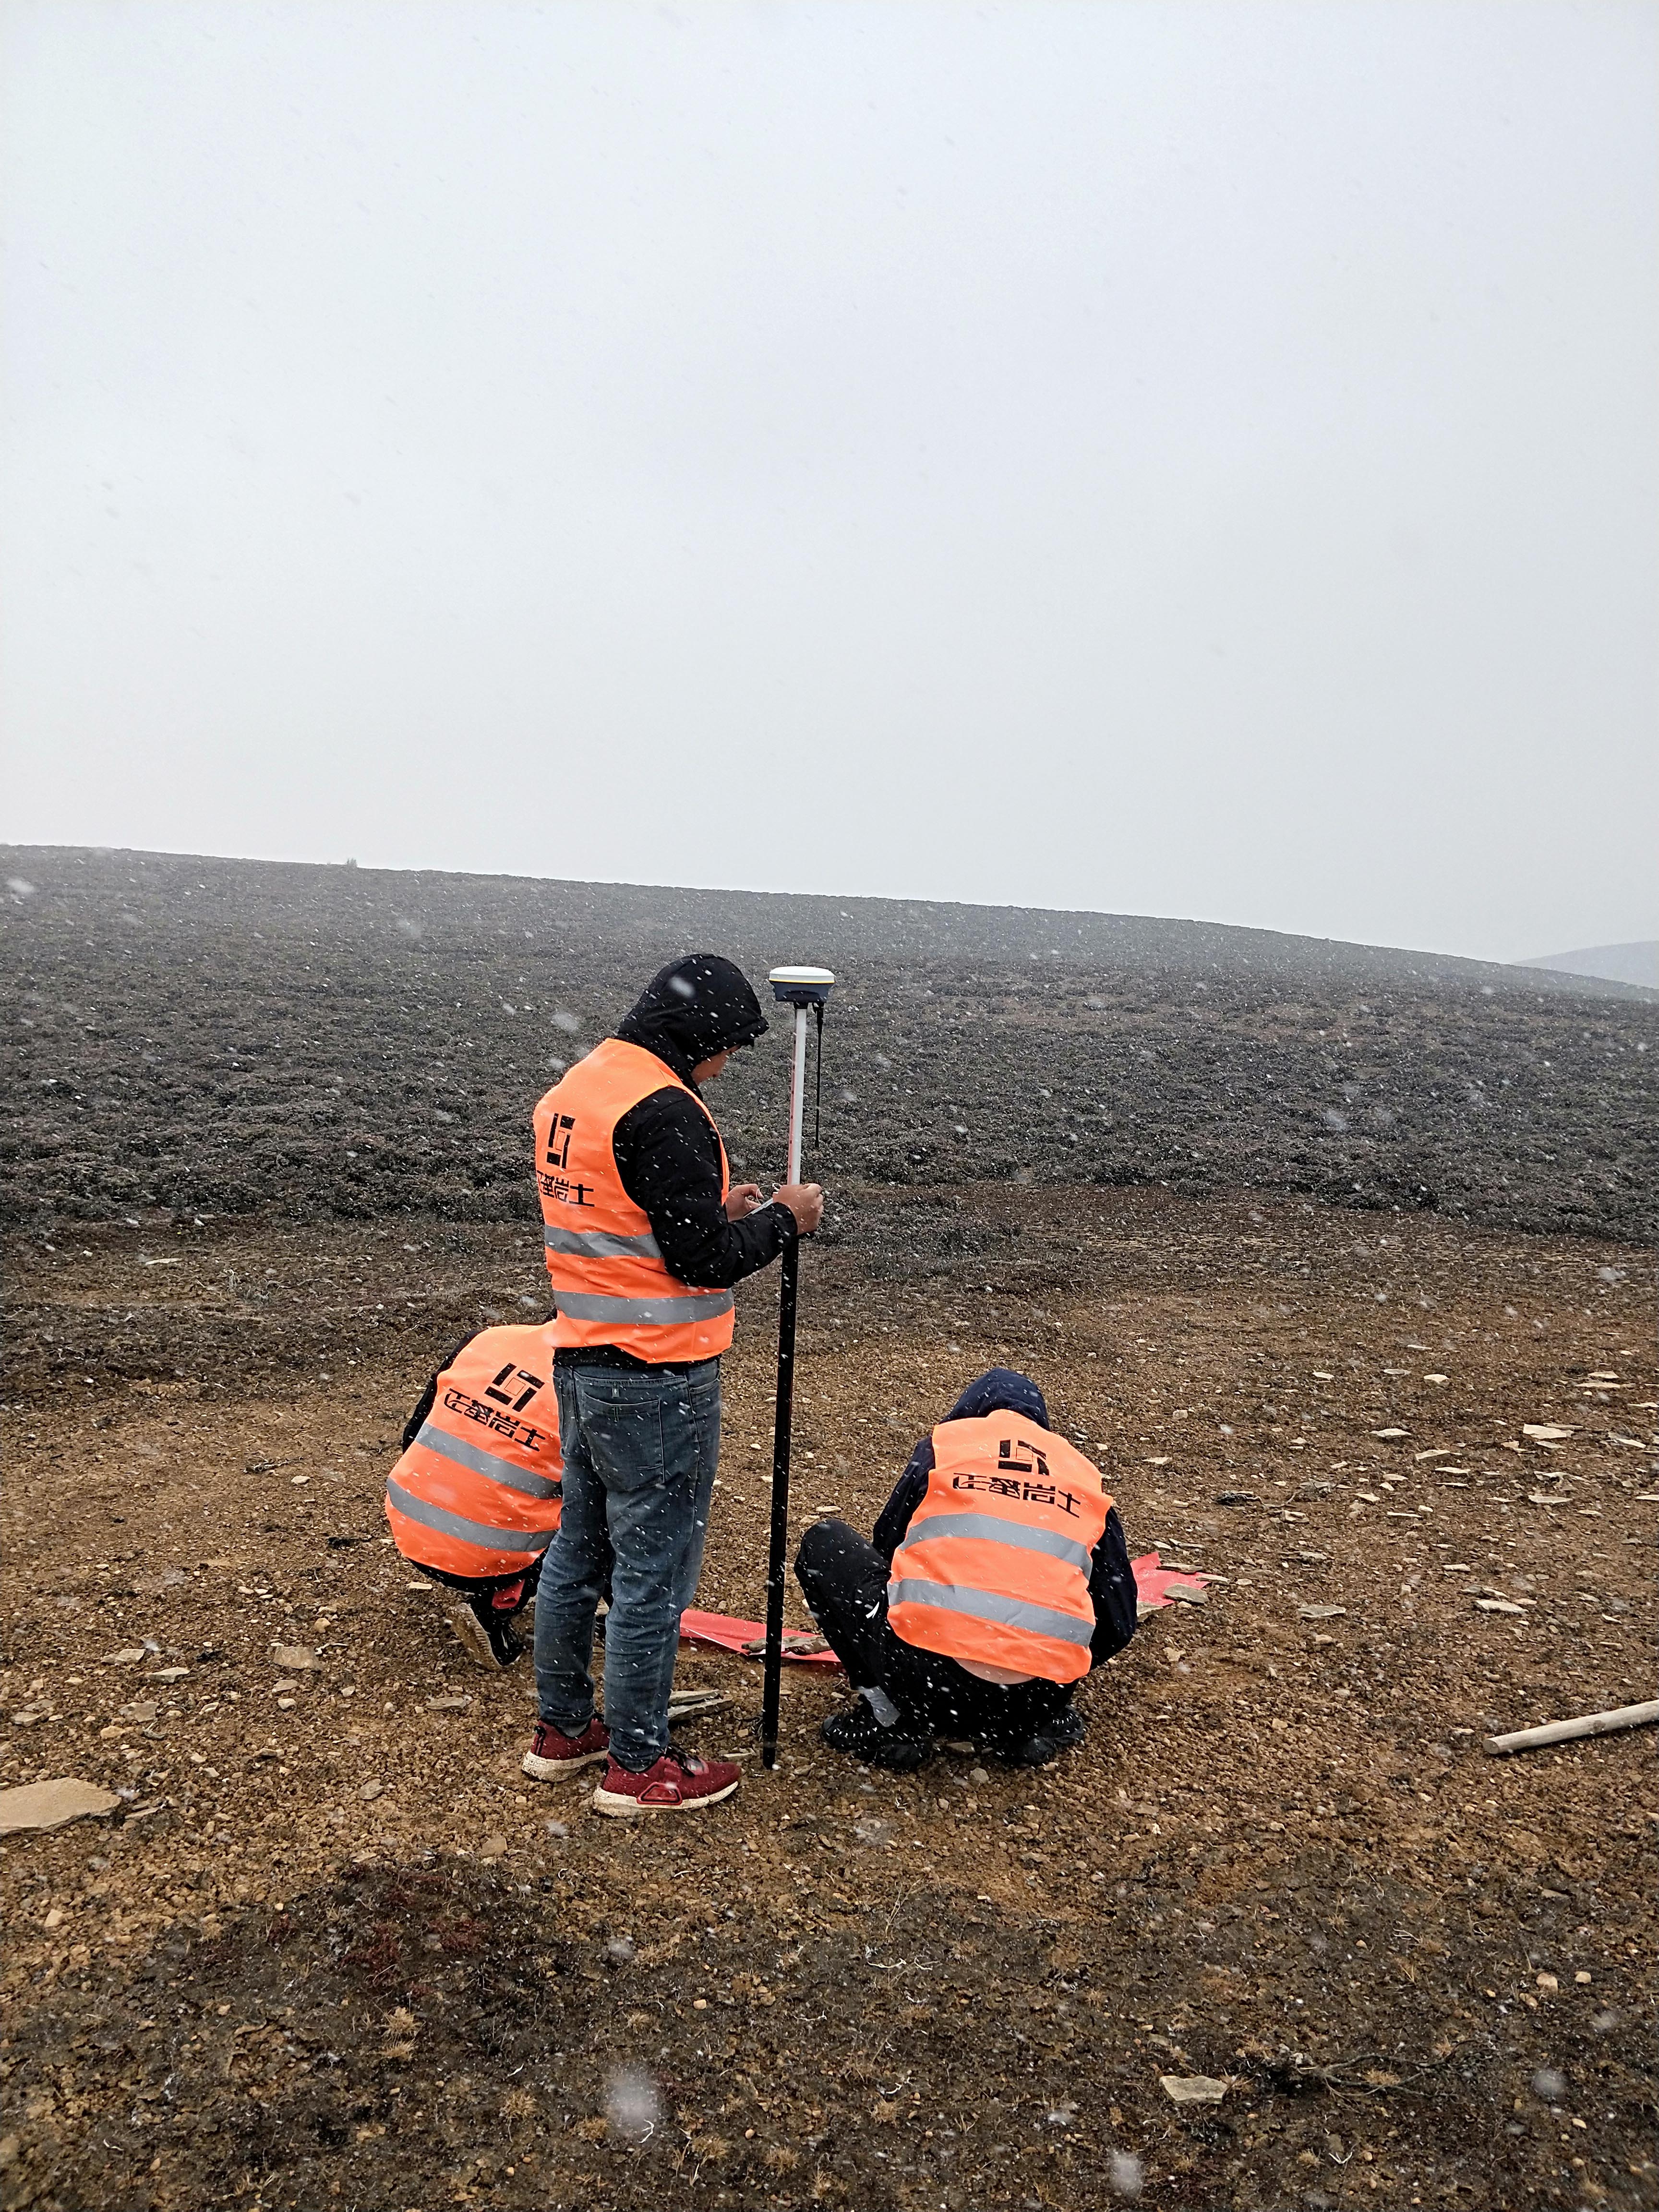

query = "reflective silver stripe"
[900,1512,1093,1575]
[542,1224,663,1261]
[414,1421,561,1501]
[884,1576,1094,1648]
[387,1475,555,1553]
[553,1288,734,1325]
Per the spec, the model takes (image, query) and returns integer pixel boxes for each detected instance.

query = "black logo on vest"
[485,1364,546,1414]
[996,1434,1051,1480]
[543,1113,575,1170]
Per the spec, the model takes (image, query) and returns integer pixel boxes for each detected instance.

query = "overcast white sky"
[2,1,1654,963]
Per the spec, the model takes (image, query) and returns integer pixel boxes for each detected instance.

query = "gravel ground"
[3,850,1654,2209]
[2,1187,1655,2212]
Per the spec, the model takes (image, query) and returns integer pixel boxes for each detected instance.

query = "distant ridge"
[1515,941,1659,992]
[4,844,1656,1003]
[6,844,1655,1245]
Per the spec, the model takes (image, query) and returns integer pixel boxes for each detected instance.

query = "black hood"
[941,1368,1051,1430]
[614,954,769,1083]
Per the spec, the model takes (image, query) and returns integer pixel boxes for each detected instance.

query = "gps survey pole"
[761,965,834,1769]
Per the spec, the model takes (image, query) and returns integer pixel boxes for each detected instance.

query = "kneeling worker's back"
[886,1414,1110,1683]
[385,1323,564,1578]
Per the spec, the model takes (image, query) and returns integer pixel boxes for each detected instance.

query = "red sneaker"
[591,1742,742,1817]
[522,1716,610,1782]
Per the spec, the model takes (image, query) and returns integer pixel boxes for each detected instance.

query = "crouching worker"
[796,1368,1136,1770]
[385,1322,564,1669]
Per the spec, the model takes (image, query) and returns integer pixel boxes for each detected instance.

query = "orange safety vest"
[384,1324,563,1577]
[533,1037,735,1364]
[886,1415,1111,1684]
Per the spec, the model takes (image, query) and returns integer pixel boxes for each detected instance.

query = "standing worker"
[796,1368,1138,1769]
[384,1321,564,1669]
[523,954,824,1815]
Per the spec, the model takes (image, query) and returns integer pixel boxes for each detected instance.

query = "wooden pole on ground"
[1484,1699,1659,1756]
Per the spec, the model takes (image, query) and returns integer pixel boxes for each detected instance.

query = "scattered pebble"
[1160,2074,1229,2104]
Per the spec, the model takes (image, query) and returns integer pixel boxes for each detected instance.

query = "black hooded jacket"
[872,1368,1138,1667]
[556,955,794,1367]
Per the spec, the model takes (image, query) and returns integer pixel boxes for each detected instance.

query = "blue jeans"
[534,1358,721,1770]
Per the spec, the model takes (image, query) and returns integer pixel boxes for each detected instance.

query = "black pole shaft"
[761,1238,799,1768]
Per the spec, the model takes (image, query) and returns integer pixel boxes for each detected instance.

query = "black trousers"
[794,1519,1074,1752]
[412,1553,544,1608]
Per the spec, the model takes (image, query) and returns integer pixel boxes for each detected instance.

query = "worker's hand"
[724,1183,765,1221]
[773,1181,824,1234]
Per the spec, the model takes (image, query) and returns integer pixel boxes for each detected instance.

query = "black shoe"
[820,1702,931,1772]
[445,1591,527,1670]
[1003,1705,1086,1767]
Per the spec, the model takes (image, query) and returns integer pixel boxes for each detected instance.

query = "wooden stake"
[1483,1699,1659,1756]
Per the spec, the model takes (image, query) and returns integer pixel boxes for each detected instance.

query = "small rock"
[360,1779,384,1801]
[116,1700,158,1724]
[479,1831,508,1861]
[1159,2073,1228,2105]
[969,1767,990,1785]
[1298,1604,1346,1621]
[107,1648,146,1667]
[1475,1598,1525,1615]
[272,1644,321,1671]
[1371,1428,1411,1440]
[152,1666,190,1682]
[424,1694,471,1712]
[1536,1971,1559,1994]
[1214,1491,1259,1506]
[0,1779,121,1834]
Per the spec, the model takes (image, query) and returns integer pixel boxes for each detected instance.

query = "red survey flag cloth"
[1132,1551,1210,1609]
[680,1552,1206,1664]
[678,1608,840,1663]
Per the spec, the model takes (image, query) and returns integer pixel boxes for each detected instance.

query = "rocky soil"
[2,1188,1655,2212]
[1,849,1655,2210]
